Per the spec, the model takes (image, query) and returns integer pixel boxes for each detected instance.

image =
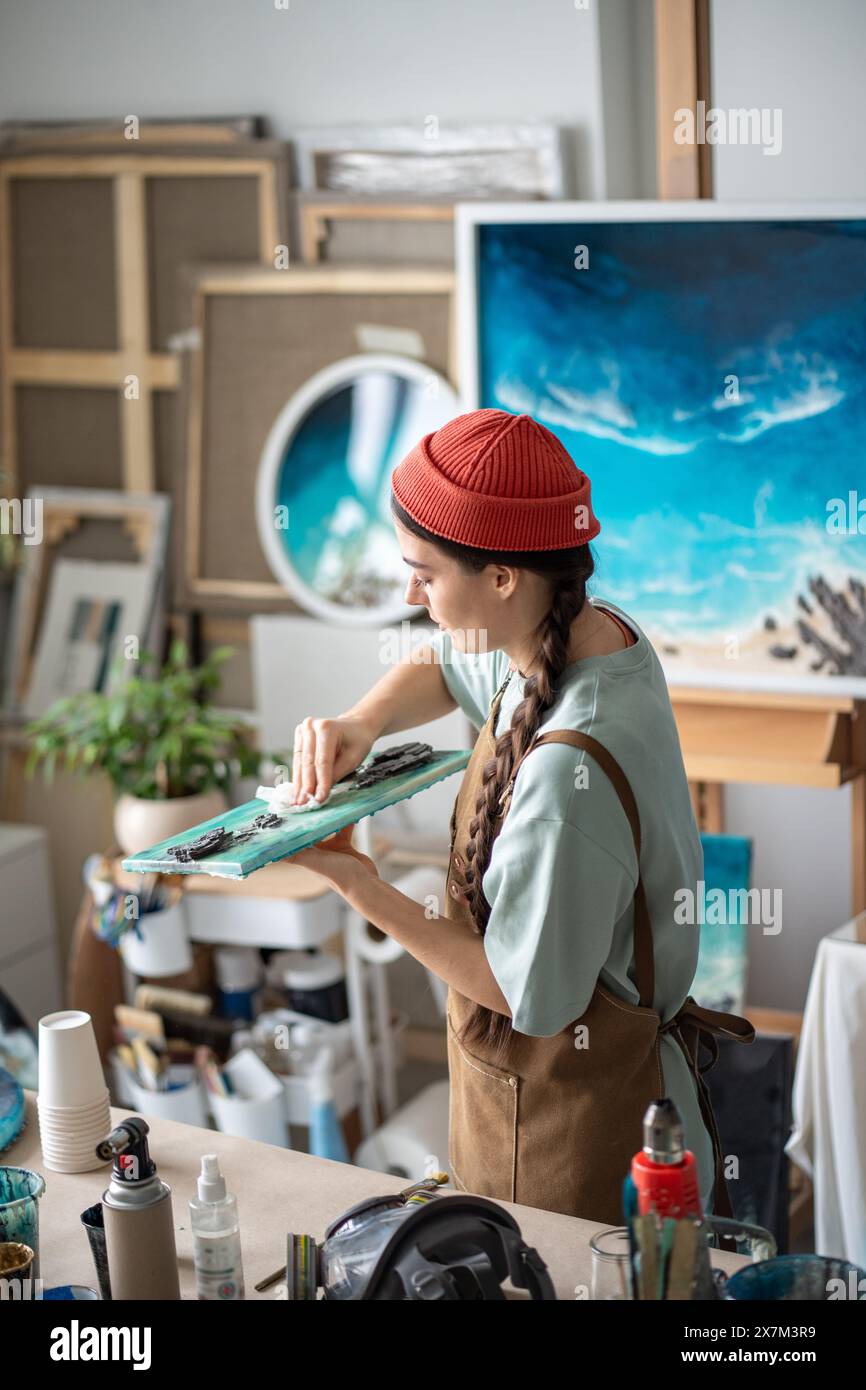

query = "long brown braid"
[390,494,596,1063]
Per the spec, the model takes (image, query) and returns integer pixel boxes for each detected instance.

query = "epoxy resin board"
[121,750,470,880]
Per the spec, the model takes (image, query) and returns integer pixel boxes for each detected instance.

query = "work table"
[7,1092,748,1299]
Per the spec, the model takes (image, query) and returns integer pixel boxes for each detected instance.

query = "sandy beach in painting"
[652,616,823,681]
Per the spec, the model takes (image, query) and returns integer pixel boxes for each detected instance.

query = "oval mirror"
[256,354,460,626]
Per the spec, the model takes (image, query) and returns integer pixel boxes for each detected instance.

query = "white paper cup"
[40,1148,109,1174]
[38,1011,107,1108]
[38,1115,109,1136]
[37,1100,110,1150]
[38,1090,109,1113]
[37,1105,111,1140]
[119,896,193,978]
[41,1137,106,1162]
[37,1089,111,1122]
[39,1125,109,1155]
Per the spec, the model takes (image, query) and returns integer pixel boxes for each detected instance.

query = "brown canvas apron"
[444,669,755,1229]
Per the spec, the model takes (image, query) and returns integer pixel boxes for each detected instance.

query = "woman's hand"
[289,823,380,901]
[289,713,376,806]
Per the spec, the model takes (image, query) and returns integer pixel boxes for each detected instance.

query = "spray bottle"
[629,1098,704,1220]
[189,1153,245,1300]
[98,1116,181,1300]
[308,1046,349,1163]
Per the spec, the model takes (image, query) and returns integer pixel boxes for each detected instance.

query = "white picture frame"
[25,559,155,718]
[4,488,170,715]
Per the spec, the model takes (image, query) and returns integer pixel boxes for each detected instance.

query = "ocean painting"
[471,210,866,690]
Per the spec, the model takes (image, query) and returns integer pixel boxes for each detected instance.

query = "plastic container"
[265,949,349,1023]
[119,893,193,978]
[725,1254,866,1301]
[124,1065,209,1128]
[308,1047,349,1163]
[189,1154,245,1300]
[215,946,263,1022]
[0,1167,46,1279]
[207,1048,289,1147]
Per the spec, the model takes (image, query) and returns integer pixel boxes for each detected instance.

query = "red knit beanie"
[390,408,601,551]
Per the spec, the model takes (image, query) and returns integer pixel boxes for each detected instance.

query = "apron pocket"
[446,1007,519,1203]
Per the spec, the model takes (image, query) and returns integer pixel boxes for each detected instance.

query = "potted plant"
[24,639,261,854]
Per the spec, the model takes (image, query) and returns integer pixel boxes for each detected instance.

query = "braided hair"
[390,493,595,1063]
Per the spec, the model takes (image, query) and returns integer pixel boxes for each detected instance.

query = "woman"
[289,408,754,1223]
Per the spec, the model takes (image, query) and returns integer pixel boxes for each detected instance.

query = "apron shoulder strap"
[504,728,655,1009]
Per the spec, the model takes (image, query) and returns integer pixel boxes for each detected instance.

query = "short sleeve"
[426,626,505,731]
[480,816,637,1037]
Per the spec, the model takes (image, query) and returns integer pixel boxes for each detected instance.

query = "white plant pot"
[113,789,226,855]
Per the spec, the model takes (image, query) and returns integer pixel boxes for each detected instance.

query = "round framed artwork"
[256,354,460,626]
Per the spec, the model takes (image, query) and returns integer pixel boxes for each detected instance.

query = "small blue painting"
[692,833,753,1014]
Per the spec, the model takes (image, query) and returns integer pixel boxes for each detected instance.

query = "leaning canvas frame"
[456,199,866,697]
[0,116,266,148]
[3,488,170,714]
[179,263,457,611]
[0,144,289,496]
[296,194,457,264]
[293,124,568,198]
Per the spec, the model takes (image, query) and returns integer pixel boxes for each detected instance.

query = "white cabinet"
[0,823,63,1029]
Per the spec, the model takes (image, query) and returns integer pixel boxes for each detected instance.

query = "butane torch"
[630,1098,704,1220]
[98,1116,181,1300]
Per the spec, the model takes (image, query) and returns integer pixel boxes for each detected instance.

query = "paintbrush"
[636,1212,658,1299]
[131,1035,163,1090]
[115,1003,166,1044]
[665,1219,700,1300]
[621,1174,639,1299]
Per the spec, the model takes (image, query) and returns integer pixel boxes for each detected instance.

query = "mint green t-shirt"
[428,596,716,1213]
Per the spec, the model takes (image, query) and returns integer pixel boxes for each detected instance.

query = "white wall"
[0,0,608,197]
[709,0,865,1007]
[711,0,866,199]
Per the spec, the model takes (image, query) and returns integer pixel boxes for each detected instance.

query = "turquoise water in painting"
[272,372,446,607]
[692,833,752,1015]
[478,219,866,646]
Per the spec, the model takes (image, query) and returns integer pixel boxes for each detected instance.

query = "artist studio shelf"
[671,686,866,912]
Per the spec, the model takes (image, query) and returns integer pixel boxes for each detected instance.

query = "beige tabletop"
[6,1091,747,1300]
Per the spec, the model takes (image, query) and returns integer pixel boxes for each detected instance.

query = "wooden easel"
[675,687,866,914]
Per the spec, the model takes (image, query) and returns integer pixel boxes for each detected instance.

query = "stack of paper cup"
[37,1011,111,1173]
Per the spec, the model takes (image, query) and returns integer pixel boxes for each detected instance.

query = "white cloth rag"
[784,921,866,1266]
[255,783,326,814]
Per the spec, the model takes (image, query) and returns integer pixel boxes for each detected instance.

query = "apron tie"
[658,997,756,1238]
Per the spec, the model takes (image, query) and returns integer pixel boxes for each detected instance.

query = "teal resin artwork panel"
[121,749,471,880]
[692,832,753,1015]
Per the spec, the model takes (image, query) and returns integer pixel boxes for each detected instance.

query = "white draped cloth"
[785,915,866,1266]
